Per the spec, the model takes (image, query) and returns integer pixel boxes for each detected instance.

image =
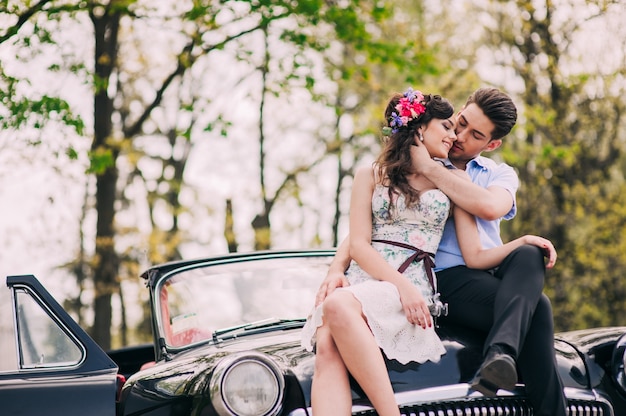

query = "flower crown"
[382,87,426,136]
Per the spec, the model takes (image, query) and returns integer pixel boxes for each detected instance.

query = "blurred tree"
[3,0,626,348]
[248,2,410,249]
[0,0,84,141]
[1,0,456,347]
[479,0,626,330]
[319,0,488,246]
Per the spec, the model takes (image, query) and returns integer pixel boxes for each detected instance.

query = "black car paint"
[3,251,626,415]
[118,321,616,415]
[0,275,118,416]
[116,250,626,415]
[557,327,626,415]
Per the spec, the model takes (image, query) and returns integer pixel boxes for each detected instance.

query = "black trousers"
[436,245,567,416]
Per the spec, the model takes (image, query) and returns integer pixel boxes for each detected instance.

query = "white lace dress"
[301,184,450,364]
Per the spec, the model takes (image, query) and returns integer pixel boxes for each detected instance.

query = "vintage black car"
[3,250,626,415]
[0,275,119,415]
[118,250,626,415]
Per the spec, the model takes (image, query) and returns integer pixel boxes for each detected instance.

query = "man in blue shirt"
[316,88,566,416]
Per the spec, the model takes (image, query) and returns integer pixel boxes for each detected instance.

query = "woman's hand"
[396,279,431,328]
[315,270,350,306]
[523,235,558,269]
[409,140,432,174]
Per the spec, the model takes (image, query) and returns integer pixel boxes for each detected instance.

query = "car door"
[0,275,118,416]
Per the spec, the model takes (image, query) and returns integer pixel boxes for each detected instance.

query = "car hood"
[124,323,601,410]
[556,326,626,354]
[555,326,626,389]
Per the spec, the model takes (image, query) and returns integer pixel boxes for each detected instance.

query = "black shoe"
[470,346,517,397]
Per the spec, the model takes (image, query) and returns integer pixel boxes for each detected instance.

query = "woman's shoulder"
[352,165,378,193]
[355,163,379,182]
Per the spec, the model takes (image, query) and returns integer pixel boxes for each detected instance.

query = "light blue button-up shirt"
[434,156,519,271]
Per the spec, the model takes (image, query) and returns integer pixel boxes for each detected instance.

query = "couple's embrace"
[300,87,567,416]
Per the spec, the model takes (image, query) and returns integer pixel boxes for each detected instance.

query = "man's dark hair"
[466,87,517,140]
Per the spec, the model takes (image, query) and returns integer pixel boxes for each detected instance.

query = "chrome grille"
[352,398,610,416]
[566,400,609,416]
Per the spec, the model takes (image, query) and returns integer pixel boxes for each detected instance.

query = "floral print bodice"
[346,184,451,290]
[371,184,450,254]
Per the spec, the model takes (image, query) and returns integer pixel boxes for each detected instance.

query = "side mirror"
[612,333,626,394]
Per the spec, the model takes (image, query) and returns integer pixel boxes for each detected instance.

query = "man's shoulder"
[471,156,519,193]
[472,156,515,173]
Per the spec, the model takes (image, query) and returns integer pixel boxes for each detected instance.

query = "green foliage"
[488,0,626,331]
[0,71,84,133]
[4,0,625,346]
[87,148,115,174]
[1,1,86,136]
[66,146,79,160]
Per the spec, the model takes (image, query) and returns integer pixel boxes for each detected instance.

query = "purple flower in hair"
[404,87,417,101]
[390,112,403,133]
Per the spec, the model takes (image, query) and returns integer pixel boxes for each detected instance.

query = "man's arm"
[411,145,513,221]
[315,236,351,306]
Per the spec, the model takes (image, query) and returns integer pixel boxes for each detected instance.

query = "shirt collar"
[434,157,456,170]
[435,156,487,171]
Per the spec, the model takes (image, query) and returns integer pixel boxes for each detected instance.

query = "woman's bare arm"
[454,205,557,270]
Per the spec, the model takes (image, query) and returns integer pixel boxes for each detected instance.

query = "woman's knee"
[322,291,360,320]
[314,326,335,354]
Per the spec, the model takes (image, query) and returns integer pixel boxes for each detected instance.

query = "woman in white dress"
[301,88,555,416]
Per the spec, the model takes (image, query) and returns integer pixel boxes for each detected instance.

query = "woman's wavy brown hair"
[375,92,453,208]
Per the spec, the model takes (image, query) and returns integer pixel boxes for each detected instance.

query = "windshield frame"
[150,251,335,351]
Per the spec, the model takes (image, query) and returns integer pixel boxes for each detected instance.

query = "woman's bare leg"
[311,324,352,415]
[323,291,401,416]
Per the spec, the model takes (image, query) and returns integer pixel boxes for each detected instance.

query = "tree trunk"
[90,6,121,350]
[224,199,238,253]
[252,206,271,251]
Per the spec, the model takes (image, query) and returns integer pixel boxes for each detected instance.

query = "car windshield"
[156,254,333,348]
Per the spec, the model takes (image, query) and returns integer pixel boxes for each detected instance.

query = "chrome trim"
[209,351,285,416]
[293,385,614,416]
[10,284,87,372]
[395,383,518,405]
[152,252,334,350]
[612,333,626,395]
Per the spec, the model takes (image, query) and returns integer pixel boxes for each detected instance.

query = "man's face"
[448,103,501,166]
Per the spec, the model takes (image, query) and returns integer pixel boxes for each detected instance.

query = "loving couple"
[300,87,566,416]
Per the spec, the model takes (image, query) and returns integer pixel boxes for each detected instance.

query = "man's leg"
[492,246,566,415]
[439,245,546,350]
[488,245,545,355]
[437,245,566,415]
[436,266,497,333]
[517,294,567,416]
[436,263,516,394]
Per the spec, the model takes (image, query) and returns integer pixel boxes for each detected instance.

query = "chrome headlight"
[210,352,284,416]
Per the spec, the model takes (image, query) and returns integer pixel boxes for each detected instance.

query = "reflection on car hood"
[127,323,596,408]
[556,326,626,354]
[556,326,626,389]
